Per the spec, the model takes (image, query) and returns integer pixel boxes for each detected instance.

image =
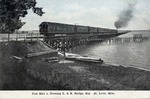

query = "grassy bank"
[0,41,150,90]
[1,58,150,90]
[25,59,150,90]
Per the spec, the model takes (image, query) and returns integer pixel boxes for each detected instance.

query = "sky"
[20,0,150,31]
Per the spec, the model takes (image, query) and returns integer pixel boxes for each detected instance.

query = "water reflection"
[102,37,149,45]
[71,37,150,70]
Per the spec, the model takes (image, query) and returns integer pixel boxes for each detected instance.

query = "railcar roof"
[39,22,117,30]
[39,22,84,27]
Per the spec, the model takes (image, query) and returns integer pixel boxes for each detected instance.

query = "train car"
[77,25,88,33]
[97,28,103,33]
[40,22,89,35]
[88,27,98,33]
[39,22,118,36]
[39,22,48,35]
[97,28,117,34]
[40,22,76,35]
[106,28,117,33]
[97,28,106,33]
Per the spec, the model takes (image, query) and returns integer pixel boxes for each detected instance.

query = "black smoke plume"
[114,1,137,29]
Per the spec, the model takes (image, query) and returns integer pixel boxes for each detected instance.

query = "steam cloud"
[114,1,137,29]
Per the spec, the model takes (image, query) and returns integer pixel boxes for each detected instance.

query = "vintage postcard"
[0,0,150,98]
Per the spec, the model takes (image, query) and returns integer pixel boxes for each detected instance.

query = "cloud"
[20,0,150,30]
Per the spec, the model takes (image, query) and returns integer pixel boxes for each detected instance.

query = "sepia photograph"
[0,0,150,98]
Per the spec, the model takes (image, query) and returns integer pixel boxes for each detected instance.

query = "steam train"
[39,22,118,36]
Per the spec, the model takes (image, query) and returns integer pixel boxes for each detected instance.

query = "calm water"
[71,32,150,70]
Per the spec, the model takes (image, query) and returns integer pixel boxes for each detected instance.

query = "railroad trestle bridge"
[39,22,128,51]
[44,33,125,52]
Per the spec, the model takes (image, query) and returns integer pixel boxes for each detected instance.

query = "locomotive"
[39,22,117,36]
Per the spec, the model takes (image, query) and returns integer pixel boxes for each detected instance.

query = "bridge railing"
[0,32,44,42]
